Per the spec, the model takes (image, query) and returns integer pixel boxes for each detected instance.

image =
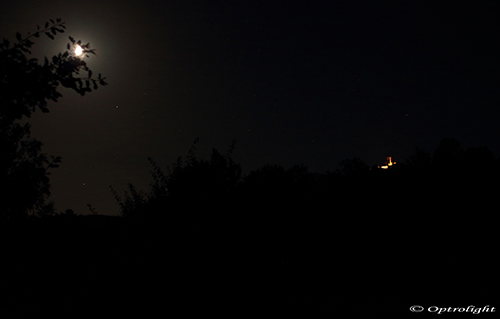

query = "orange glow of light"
[378,156,396,169]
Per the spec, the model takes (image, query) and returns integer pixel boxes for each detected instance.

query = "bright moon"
[74,45,83,56]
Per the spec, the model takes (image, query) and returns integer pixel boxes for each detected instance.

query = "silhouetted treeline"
[107,138,499,305]
[2,138,498,316]
[112,138,500,226]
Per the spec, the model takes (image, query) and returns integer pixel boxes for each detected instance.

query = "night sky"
[1,1,499,215]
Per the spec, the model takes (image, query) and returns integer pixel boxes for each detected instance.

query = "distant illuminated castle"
[378,156,396,169]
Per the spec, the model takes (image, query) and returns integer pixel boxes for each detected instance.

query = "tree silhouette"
[405,146,432,172]
[165,142,241,210]
[111,140,242,222]
[339,157,370,177]
[432,137,463,170]
[110,183,149,219]
[0,19,107,218]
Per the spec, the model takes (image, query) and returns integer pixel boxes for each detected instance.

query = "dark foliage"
[2,138,499,316]
[108,138,499,310]
[0,19,107,218]
[112,140,241,220]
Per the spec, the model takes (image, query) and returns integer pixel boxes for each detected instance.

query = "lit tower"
[378,156,396,169]
[386,156,394,167]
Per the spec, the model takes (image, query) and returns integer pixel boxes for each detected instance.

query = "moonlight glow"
[74,45,83,56]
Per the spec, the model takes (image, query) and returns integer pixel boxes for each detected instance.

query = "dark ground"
[1,205,497,317]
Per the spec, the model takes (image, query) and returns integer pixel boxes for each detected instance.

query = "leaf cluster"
[0,19,107,125]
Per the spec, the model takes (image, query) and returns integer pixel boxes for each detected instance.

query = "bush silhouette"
[112,141,242,225]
